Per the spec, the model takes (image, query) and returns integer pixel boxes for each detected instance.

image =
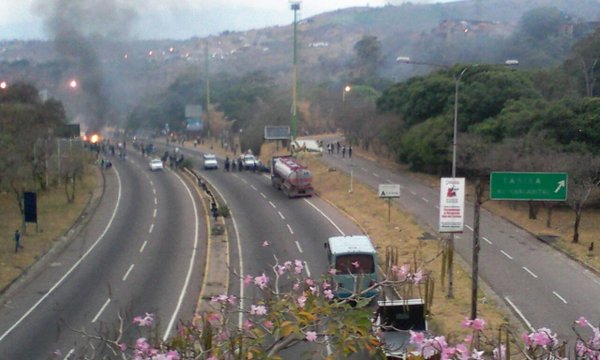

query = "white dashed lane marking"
[269,201,276,209]
[278,211,285,220]
[122,264,135,281]
[500,250,513,260]
[287,224,294,235]
[522,267,538,278]
[553,291,568,304]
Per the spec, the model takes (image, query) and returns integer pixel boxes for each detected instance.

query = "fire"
[90,134,99,143]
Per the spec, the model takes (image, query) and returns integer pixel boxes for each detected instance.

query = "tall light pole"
[342,85,351,102]
[290,1,301,140]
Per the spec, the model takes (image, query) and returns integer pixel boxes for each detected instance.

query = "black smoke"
[35,0,138,132]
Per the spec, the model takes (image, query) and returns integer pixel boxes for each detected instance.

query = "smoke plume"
[34,0,139,132]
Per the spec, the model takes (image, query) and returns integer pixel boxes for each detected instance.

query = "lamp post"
[290,2,301,140]
[342,85,351,102]
[397,56,518,306]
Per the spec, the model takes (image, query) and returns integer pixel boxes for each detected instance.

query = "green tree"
[353,35,382,79]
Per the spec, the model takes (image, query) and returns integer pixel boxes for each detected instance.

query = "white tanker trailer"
[271,155,313,198]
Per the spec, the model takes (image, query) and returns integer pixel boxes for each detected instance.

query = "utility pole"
[290,2,301,140]
[204,41,211,138]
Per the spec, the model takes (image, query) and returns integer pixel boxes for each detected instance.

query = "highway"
[0,150,206,358]
[320,146,600,342]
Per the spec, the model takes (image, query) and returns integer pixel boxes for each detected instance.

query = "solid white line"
[303,199,345,236]
[287,224,294,235]
[522,267,538,279]
[91,298,111,323]
[260,192,267,199]
[63,348,75,360]
[500,250,513,260]
[295,241,303,253]
[278,211,285,220]
[231,214,244,328]
[0,167,123,343]
[139,240,148,253]
[304,261,312,278]
[421,197,429,203]
[122,264,135,281]
[149,224,154,234]
[163,171,200,341]
[483,237,492,245]
[504,297,535,331]
[465,225,473,231]
[553,291,568,304]
[251,185,257,191]
[153,209,157,218]
[269,201,276,209]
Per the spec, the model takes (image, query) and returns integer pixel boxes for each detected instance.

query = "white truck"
[374,299,428,359]
[271,155,313,198]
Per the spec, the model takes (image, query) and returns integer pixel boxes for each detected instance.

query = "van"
[324,235,379,299]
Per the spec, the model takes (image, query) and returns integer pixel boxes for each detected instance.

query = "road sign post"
[378,184,400,223]
[490,172,568,201]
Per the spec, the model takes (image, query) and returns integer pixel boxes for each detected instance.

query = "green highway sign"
[490,172,568,201]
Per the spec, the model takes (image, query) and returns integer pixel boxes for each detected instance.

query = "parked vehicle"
[324,235,379,299]
[270,155,313,198]
[241,154,259,170]
[149,158,163,171]
[374,299,428,359]
[203,153,218,170]
[291,139,323,153]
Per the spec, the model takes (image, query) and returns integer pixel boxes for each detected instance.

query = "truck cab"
[374,299,428,359]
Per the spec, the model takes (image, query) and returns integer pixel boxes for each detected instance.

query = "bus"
[325,235,379,299]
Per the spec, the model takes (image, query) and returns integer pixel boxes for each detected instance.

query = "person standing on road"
[342,145,346,158]
[336,141,340,154]
[14,229,23,253]
[348,145,352,159]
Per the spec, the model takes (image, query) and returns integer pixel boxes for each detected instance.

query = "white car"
[203,153,218,169]
[242,154,259,170]
[149,158,164,171]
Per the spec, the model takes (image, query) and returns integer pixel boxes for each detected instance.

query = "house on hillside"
[432,19,514,40]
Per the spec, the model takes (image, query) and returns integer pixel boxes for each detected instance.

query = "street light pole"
[290,2,301,140]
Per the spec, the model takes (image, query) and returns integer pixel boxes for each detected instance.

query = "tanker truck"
[271,155,313,198]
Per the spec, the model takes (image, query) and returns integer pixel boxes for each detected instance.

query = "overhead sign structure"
[378,184,401,198]
[264,126,291,140]
[439,178,465,233]
[490,172,568,201]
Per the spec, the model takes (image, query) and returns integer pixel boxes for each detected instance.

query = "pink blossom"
[133,313,154,327]
[461,317,472,329]
[243,274,253,286]
[263,320,274,329]
[254,273,269,289]
[576,316,589,327]
[297,295,307,308]
[243,319,253,330]
[324,289,334,300]
[471,318,485,331]
[305,331,318,342]
[351,261,360,268]
[207,357,218,360]
[530,329,553,347]
[471,349,485,359]
[250,304,267,315]
[409,330,426,345]
[227,295,237,305]
[305,278,314,286]
[328,268,337,275]
[276,265,286,275]
[262,241,270,247]
[293,282,300,290]
[294,260,304,274]
[206,312,221,324]
[322,281,331,289]
[413,269,424,284]
[118,343,127,352]
[135,337,150,352]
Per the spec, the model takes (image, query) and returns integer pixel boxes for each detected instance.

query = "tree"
[563,29,600,97]
[353,35,382,79]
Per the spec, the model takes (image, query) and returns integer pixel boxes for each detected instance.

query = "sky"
[0,0,451,41]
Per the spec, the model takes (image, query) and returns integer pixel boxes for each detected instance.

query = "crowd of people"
[325,141,352,158]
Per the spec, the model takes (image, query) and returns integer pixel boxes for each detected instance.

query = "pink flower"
[461,317,472,329]
[328,268,337,275]
[409,330,426,345]
[276,265,286,275]
[297,295,307,308]
[243,319,253,330]
[576,316,589,327]
[351,261,360,268]
[324,289,334,300]
[263,320,274,329]
[293,282,301,290]
[471,318,485,331]
[118,343,127,352]
[227,295,237,305]
[165,350,180,360]
[413,269,424,284]
[262,241,270,247]
[133,313,154,327]
[305,331,318,342]
[322,281,331,289]
[305,278,314,286]
[206,312,221,324]
[254,273,269,289]
[294,260,304,274]
[250,305,267,315]
[243,274,253,286]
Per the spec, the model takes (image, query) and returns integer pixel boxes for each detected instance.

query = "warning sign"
[439,177,465,233]
[378,184,400,198]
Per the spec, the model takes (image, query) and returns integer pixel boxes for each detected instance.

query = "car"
[203,153,218,169]
[242,154,259,170]
[149,158,164,171]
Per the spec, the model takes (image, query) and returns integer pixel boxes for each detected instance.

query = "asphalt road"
[319,146,600,342]
[0,149,207,359]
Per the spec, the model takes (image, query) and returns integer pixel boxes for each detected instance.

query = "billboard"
[264,125,291,140]
[186,118,203,131]
[439,177,465,233]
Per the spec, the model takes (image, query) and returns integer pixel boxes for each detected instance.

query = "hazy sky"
[0,0,453,40]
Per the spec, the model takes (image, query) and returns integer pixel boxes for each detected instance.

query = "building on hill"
[432,19,514,40]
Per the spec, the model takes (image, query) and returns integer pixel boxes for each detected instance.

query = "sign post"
[378,184,401,222]
[490,172,568,201]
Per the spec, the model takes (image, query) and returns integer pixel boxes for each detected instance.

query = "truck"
[373,299,429,359]
[271,155,313,198]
